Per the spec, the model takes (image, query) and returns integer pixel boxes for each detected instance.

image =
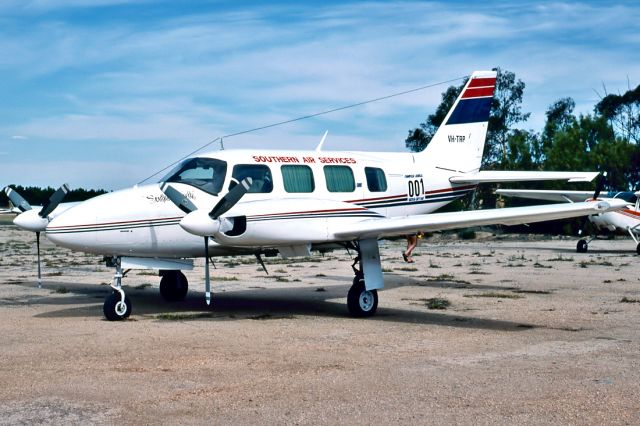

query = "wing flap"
[332,199,629,240]
[449,171,599,184]
[495,189,594,203]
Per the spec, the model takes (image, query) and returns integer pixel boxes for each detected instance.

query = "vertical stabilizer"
[419,70,497,173]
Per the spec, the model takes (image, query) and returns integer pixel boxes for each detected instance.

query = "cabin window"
[281,165,315,193]
[365,167,388,192]
[161,157,227,195]
[324,165,355,192]
[230,164,273,193]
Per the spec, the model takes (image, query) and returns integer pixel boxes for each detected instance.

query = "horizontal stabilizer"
[332,199,629,240]
[449,171,599,184]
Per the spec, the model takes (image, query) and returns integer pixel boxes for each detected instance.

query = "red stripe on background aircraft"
[4,70,629,320]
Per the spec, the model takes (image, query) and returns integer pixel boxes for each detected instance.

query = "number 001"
[408,178,424,197]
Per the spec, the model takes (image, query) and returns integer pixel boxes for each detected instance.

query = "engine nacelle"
[211,198,382,246]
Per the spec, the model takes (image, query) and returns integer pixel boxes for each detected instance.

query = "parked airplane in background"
[496,187,639,254]
[4,70,629,321]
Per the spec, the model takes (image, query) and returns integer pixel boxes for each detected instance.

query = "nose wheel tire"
[576,239,588,253]
[347,278,378,317]
[103,291,132,321]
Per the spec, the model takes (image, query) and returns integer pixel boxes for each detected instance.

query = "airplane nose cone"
[14,210,48,232]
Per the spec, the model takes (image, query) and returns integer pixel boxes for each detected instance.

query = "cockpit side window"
[161,157,227,195]
[230,164,273,193]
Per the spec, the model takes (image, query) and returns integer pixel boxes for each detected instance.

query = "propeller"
[3,184,70,288]
[4,186,32,212]
[160,177,252,305]
[592,171,608,200]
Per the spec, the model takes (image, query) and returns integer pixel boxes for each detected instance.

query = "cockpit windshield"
[160,157,227,195]
[611,191,638,203]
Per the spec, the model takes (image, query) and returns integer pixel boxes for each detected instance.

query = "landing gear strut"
[159,270,189,302]
[347,245,378,317]
[103,257,132,321]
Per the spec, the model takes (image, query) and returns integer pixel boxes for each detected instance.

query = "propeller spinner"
[3,184,70,288]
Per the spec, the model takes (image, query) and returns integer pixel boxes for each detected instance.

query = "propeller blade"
[39,184,70,218]
[4,187,32,212]
[204,236,211,305]
[209,177,252,219]
[161,184,198,214]
[593,172,607,199]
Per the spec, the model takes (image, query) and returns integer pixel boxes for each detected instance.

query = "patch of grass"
[211,276,238,281]
[54,287,69,294]
[620,297,640,303]
[421,274,470,285]
[315,287,326,292]
[469,269,490,275]
[381,267,394,273]
[137,271,157,276]
[504,263,526,268]
[464,292,523,299]
[548,254,574,262]
[157,312,215,321]
[274,276,289,282]
[428,261,440,268]
[426,298,450,310]
[274,268,288,274]
[533,262,552,269]
[314,273,327,277]
[45,271,64,276]
[395,266,418,272]
[248,313,294,320]
[513,289,552,295]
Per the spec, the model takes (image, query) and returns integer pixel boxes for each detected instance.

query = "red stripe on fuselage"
[616,208,640,219]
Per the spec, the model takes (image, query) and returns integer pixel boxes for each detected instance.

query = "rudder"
[419,70,497,173]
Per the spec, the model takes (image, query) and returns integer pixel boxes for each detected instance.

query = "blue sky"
[1,1,638,189]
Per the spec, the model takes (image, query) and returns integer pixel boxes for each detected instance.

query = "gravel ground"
[1,223,639,425]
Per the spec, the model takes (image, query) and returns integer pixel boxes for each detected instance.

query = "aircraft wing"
[332,199,629,240]
[449,171,598,183]
[495,189,595,203]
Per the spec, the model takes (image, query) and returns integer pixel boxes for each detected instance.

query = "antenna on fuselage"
[315,130,328,152]
[220,137,225,150]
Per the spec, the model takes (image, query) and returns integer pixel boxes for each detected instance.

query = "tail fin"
[419,70,497,173]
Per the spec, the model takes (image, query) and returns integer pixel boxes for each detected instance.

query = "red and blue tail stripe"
[446,76,496,125]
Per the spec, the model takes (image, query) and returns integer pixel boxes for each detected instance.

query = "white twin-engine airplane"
[5,70,630,321]
[496,187,640,254]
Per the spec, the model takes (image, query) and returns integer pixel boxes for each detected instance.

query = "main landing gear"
[102,257,191,321]
[576,239,589,253]
[159,270,189,302]
[347,247,378,317]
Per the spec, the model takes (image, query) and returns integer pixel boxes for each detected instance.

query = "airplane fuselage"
[45,149,476,258]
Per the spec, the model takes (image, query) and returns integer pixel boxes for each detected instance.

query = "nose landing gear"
[103,257,132,321]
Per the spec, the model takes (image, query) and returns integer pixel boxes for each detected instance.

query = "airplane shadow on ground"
[3,278,536,331]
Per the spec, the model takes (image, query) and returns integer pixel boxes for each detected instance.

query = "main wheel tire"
[636,242,640,255]
[347,278,378,318]
[576,239,588,253]
[159,271,189,302]
[103,291,132,321]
